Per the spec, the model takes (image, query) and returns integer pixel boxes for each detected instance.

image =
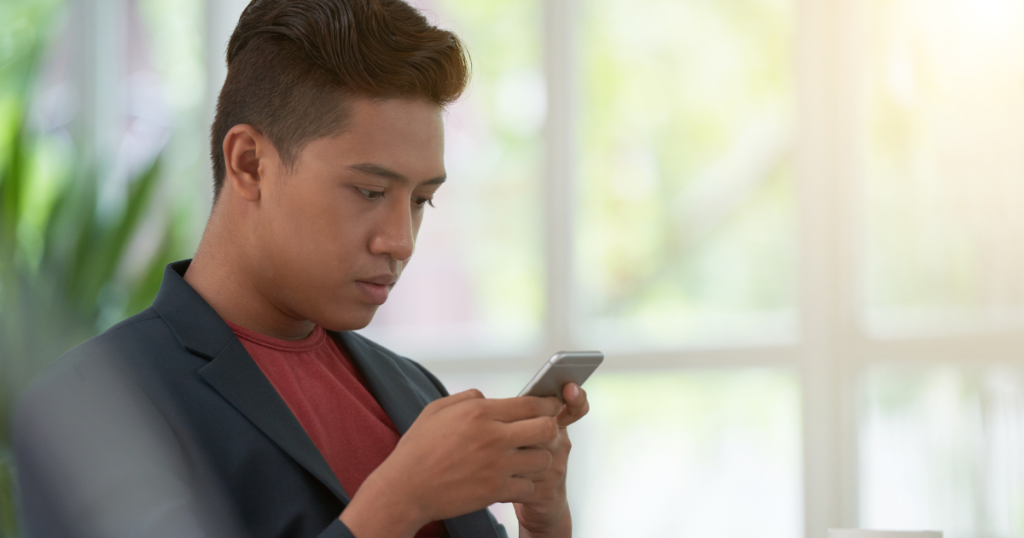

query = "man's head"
[211,0,469,196]
[206,0,469,333]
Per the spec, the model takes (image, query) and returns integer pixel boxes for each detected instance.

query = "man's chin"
[315,304,380,333]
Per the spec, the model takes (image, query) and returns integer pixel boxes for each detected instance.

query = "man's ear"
[222,124,271,202]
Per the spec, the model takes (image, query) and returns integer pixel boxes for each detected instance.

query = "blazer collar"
[152,260,350,504]
[151,260,237,360]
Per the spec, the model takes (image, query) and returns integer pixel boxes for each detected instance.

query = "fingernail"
[570,384,580,399]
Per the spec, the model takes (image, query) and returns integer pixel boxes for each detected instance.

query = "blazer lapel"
[334,332,429,435]
[198,337,352,505]
[152,260,349,505]
[335,333,502,538]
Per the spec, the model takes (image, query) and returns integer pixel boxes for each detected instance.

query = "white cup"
[829,530,941,538]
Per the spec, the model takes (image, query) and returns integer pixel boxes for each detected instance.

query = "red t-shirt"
[228,321,449,538]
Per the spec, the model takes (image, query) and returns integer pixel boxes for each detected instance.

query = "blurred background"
[2,0,1024,537]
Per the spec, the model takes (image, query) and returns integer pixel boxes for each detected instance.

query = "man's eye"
[414,197,435,208]
[357,187,384,200]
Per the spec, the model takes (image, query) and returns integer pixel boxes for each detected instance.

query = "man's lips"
[355,274,398,305]
[357,274,399,286]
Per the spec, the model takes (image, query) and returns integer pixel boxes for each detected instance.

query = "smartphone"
[518,351,604,400]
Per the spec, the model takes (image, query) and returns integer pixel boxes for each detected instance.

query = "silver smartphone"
[518,351,604,400]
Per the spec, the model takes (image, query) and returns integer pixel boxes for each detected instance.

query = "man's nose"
[368,199,415,262]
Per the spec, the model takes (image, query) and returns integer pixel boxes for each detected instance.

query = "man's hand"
[339,389,563,538]
[515,382,590,538]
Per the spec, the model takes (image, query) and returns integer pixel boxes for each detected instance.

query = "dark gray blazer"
[15,260,507,538]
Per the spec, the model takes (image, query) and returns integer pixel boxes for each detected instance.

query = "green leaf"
[81,158,163,308]
[0,112,25,266]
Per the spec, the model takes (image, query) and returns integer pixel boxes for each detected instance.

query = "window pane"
[863,0,1024,336]
[576,0,797,349]
[137,0,208,241]
[576,370,801,538]
[359,0,545,358]
[437,369,802,538]
[860,365,1024,537]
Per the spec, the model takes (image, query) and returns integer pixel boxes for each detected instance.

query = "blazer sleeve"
[487,510,511,538]
[14,354,245,538]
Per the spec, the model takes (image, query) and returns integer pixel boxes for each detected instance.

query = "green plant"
[0,3,187,536]
[0,111,185,538]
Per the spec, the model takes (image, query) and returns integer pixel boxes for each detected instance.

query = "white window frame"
[196,1,1024,537]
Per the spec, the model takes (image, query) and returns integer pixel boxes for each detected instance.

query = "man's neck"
[183,216,316,341]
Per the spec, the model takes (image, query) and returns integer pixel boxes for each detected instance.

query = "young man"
[14,1,590,537]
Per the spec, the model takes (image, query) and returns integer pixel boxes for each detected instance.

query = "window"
[368,2,1024,537]
[856,1,1024,536]
[576,0,797,350]
[860,365,1024,536]
[109,1,1024,536]
[863,0,1024,337]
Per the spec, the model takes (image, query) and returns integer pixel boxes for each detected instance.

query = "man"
[14,1,590,537]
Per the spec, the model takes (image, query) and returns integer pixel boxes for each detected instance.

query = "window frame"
[197,1,1024,536]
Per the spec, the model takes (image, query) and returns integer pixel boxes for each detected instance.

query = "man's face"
[251,97,445,331]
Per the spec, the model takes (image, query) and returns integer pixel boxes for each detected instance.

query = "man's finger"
[503,415,560,448]
[497,476,536,504]
[428,389,484,413]
[557,384,589,428]
[507,446,553,476]
[480,396,562,423]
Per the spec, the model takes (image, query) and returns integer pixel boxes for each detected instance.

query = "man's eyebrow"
[348,163,446,186]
